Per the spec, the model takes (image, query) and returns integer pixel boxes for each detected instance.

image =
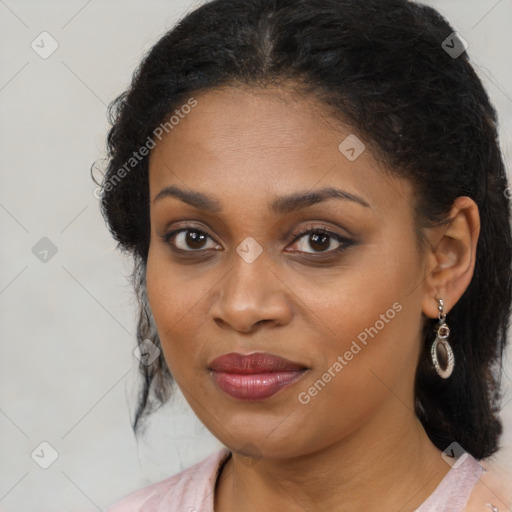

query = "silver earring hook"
[437,297,446,323]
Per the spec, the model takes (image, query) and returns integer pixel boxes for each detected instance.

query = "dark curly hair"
[93,0,512,460]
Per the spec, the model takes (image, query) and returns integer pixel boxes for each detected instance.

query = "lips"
[208,352,308,401]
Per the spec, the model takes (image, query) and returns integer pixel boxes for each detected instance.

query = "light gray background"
[1,1,511,510]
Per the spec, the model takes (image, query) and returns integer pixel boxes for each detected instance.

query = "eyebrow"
[152,185,371,214]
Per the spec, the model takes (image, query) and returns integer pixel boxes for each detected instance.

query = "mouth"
[208,352,309,401]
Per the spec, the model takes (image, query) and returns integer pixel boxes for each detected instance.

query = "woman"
[96,0,512,510]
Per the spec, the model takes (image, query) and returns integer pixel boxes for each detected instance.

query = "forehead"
[148,86,414,219]
[151,86,350,164]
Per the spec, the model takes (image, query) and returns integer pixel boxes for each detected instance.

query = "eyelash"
[161,223,354,259]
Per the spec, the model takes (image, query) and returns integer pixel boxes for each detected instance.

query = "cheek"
[295,226,421,351]
[293,233,423,408]
[290,298,421,451]
[145,247,209,379]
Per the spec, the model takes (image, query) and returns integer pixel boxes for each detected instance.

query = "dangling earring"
[430,298,455,379]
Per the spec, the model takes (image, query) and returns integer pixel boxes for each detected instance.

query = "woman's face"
[146,86,431,459]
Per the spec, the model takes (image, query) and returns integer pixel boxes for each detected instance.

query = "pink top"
[104,448,512,512]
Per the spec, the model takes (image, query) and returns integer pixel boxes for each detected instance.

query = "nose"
[210,249,293,334]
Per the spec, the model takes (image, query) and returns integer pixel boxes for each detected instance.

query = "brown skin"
[146,86,480,512]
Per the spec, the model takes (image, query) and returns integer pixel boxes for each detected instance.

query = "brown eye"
[305,232,331,252]
[165,228,220,252]
[288,228,352,255]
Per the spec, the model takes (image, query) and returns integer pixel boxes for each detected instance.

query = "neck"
[215,398,450,512]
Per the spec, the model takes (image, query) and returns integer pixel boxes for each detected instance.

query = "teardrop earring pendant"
[430,298,455,379]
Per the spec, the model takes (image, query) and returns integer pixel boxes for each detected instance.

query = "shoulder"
[104,447,231,512]
[464,458,512,512]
